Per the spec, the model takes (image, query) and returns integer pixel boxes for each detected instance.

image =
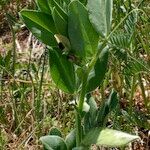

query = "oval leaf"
[86,46,109,93]
[82,128,140,147]
[40,135,67,150]
[88,96,98,124]
[65,129,76,150]
[52,7,68,36]
[49,49,76,94]
[84,96,98,132]
[97,89,118,126]
[87,0,113,37]
[48,0,68,20]
[20,10,57,46]
[49,127,62,137]
[68,0,99,59]
[36,0,51,14]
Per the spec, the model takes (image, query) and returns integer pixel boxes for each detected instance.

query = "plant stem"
[75,69,88,145]
[75,110,82,146]
[36,50,46,121]
[6,14,20,131]
[76,41,108,145]
[78,71,88,113]
[76,38,108,145]
[75,10,140,145]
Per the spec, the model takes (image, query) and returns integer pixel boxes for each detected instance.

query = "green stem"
[75,33,110,146]
[75,110,82,146]
[76,70,88,146]
[78,71,88,113]
[6,14,19,131]
[75,42,108,145]
[36,50,46,121]
[75,8,142,146]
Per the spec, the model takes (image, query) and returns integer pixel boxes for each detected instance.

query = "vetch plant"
[20,0,140,149]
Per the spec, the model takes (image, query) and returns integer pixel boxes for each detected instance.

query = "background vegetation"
[0,0,150,149]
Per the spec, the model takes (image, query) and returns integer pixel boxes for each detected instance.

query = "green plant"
[109,1,150,113]
[20,0,140,149]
